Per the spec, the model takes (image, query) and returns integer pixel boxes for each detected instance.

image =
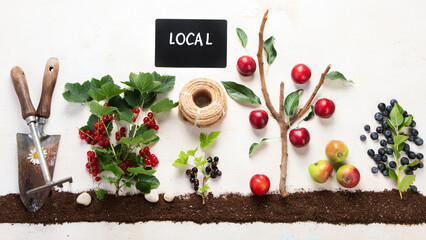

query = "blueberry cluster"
[186,167,200,191]
[206,156,222,179]
[362,99,424,193]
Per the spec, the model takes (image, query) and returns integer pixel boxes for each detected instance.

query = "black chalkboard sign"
[155,19,227,68]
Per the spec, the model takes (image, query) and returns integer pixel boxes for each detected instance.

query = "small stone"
[144,189,159,203]
[76,192,91,206]
[164,192,175,202]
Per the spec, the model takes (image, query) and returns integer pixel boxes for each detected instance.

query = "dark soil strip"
[0,190,425,225]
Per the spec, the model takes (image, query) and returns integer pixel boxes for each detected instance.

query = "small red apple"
[314,98,335,118]
[325,140,349,163]
[249,109,269,129]
[250,174,270,196]
[291,63,311,84]
[336,165,360,188]
[289,127,310,148]
[237,56,256,76]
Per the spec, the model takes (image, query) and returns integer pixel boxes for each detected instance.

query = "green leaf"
[95,148,114,165]
[140,129,159,145]
[196,159,208,167]
[127,167,156,175]
[402,115,413,127]
[394,135,408,147]
[152,72,176,93]
[108,96,133,123]
[124,90,142,108]
[222,81,261,105]
[325,71,354,84]
[90,75,114,90]
[236,27,248,48]
[200,131,221,149]
[199,184,210,193]
[390,104,404,127]
[187,147,198,157]
[142,92,157,109]
[101,175,120,183]
[303,106,315,121]
[172,151,189,166]
[103,164,124,177]
[392,145,400,159]
[194,156,203,163]
[88,82,124,101]
[387,118,397,135]
[249,138,269,157]
[407,160,421,167]
[88,102,117,117]
[284,89,303,116]
[150,98,178,113]
[263,36,277,65]
[95,189,107,200]
[125,72,162,94]
[86,114,99,132]
[388,168,398,181]
[398,175,415,192]
[63,81,92,103]
[136,174,160,194]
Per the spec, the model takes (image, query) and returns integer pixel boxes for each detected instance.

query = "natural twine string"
[178,78,227,128]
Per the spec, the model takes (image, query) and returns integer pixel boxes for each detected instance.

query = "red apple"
[249,109,269,129]
[237,56,256,76]
[314,98,335,118]
[250,174,270,196]
[308,160,333,183]
[289,127,310,148]
[325,140,349,163]
[291,63,311,84]
[336,165,360,188]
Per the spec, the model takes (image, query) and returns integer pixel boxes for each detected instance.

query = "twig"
[288,65,331,126]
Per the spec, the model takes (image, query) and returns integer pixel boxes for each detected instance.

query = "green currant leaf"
[325,71,354,84]
[303,106,315,121]
[173,151,189,166]
[103,164,124,177]
[150,98,178,113]
[63,81,92,103]
[187,147,198,157]
[108,96,133,123]
[222,81,261,105]
[85,114,99,132]
[398,175,416,192]
[152,72,176,93]
[196,159,208,167]
[249,138,269,157]
[142,92,157,109]
[124,89,142,108]
[263,36,277,65]
[136,174,160,194]
[140,129,159,145]
[101,175,120,184]
[95,189,107,200]
[90,75,113,90]
[88,102,117,118]
[284,89,303,116]
[200,131,221,149]
[88,82,124,101]
[124,72,162,94]
[127,167,156,175]
[199,184,210,193]
[94,148,114,165]
[236,27,248,48]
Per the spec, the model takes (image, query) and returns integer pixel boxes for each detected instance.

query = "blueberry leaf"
[390,104,404,127]
[284,89,303,116]
[263,36,277,65]
[393,135,408,147]
[150,98,178,113]
[95,189,107,200]
[303,106,315,121]
[222,81,261,105]
[387,167,398,181]
[402,115,413,128]
[236,27,248,48]
[325,71,354,84]
[398,175,415,192]
[200,131,221,149]
[249,138,269,157]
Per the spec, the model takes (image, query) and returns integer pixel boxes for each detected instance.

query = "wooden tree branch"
[257,9,280,120]
[288,65,331,126]
[279,82,285,119]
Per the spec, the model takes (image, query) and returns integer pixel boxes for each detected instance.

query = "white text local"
[169,32,213,46]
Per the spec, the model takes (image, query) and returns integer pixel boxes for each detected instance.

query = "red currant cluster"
[78,120,111,148]
[143,112,159,130]
[118,159,136,173]
[132,108,140,122]
[115,127,127,142]
[86,150,101,181]
[138,146,159,168]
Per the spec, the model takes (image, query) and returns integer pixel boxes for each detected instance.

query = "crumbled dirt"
[0,190,425,225]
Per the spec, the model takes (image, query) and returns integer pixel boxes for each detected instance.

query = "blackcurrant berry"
[192,167,198,173]
[403,111,408,117]
[382,110,390,118]
[389,161,396,168]
[211,162,217,168]
[214,156,219,162]
[364,125,371,132]
[207,157,213,163]
[194,186,199,191]
[360,135,367,141]
[206,166,212,173]
[217,171,222,176]
[408,135,414,142]
[185,169,192,176]
[190,177,195,183]
[210,172,217,179]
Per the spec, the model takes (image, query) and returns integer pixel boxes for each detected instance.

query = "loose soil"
[0,190,425,225]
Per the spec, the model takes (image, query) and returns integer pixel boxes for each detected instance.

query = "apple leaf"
[303,106,315,121]
[325,71,354,84]
[263,36,277,65]
[284,89,303,116]
[249,138,269,157]
[236,27,248,48]
[222,81,261,105]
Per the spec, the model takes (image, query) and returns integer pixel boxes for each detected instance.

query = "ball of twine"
[178,78,227,128]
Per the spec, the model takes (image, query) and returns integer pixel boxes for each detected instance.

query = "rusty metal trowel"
[11,58,72,212]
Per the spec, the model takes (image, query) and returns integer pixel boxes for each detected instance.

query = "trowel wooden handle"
[37,57,59,119]
[11,66,36,120]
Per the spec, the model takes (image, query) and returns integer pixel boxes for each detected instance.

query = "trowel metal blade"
[17,133,60,212]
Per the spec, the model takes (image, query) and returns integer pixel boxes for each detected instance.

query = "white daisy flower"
[27,148,47,165]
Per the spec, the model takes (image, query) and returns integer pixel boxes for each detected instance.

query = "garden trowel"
[11,58,72,212]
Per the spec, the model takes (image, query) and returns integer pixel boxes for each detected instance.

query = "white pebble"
[164,192,175,202]
[144,189,159,203]
[76,192,91,206]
